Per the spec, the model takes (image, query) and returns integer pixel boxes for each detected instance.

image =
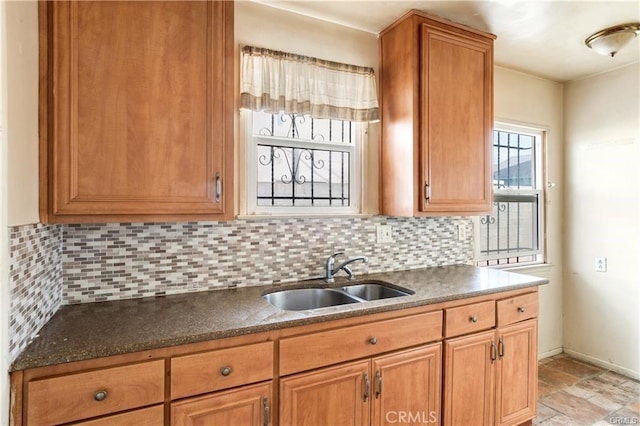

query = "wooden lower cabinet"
[280,360,370,426]
[26,360,165,425]
[11,289,540,426]
[443,330,496,426]
[443,320,538,426]
[372,344,442,426]
[73,405,164,426]
[495,320,538,426]
[171,382,272,426]
[280,344,442,426]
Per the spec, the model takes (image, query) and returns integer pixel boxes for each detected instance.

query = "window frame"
[241,110,364,216]
[476,122,547,267]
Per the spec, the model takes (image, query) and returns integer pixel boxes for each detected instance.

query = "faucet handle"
[343,265,354,280]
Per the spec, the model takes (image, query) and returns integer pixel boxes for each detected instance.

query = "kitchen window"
[244,111,364,214]
[477,124,546,266]
[239,45,378,216]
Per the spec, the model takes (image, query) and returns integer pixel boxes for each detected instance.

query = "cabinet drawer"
[171,341,273,399]
[280,311,443,376]
[73,405,164,426]
[27,360,165,425]
[445,301,495,338]
[497,292,538,326]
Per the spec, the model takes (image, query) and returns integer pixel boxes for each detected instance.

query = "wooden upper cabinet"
[39,1,234,223]
[380,11,495,216]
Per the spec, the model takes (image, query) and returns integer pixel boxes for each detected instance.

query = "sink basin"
[340,282,412,300]
[263,281,413,311]
[263,288,360,311]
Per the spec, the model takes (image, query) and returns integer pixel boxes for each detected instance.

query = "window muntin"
[478,125,545,266]
[246,111,361,214]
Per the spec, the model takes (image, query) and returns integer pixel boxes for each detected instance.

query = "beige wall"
[1,1,11,423]
[2,3,39,420]
[492,66,564,358]
[6,0,39,226]
[234,1,380,215]
[563,63,639,379]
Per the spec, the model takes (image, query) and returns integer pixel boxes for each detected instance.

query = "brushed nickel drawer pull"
[94,390,107,402]
[518,306,526,313]
[215,172,222,203]
[363,372,370,402]
[220,366,232,376]
[375,369,383,399]
[470,315,478,323]
[369,337,378,345]
[262,396,269,426]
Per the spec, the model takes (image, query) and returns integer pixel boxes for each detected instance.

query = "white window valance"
[240,45,379,122]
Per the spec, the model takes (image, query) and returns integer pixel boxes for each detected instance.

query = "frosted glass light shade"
[585,24,640,57]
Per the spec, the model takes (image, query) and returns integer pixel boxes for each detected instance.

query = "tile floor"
[535,353,640,425]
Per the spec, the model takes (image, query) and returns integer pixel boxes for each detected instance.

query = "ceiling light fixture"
[585,23,640,57]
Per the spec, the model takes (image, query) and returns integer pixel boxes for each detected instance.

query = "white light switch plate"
[457,225,467,241]
[376,225,393,244]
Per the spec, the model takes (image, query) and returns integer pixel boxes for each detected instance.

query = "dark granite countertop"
[11,264,548,371]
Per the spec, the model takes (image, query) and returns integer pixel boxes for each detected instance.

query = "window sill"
[483,262,555,273]
[236,213,377,221]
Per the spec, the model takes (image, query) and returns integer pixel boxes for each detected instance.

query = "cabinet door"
[495,320,538,426]
[43,1,233,222]
[73,405,163,426]
[420,24,492,213]
[171,382,272,426]
[372,344,442,426]
[280,360,370,426]
[443,330,495,426]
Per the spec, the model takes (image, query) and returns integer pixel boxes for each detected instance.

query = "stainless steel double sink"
[263,281,413,311]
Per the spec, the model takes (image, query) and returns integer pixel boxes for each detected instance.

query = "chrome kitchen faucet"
[325,252,368,283]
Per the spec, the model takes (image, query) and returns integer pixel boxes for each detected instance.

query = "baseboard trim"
[563,349,640,380]
[538,348,563,360]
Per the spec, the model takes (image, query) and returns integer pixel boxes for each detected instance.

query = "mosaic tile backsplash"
[9,224,63,362]
[62,216,473,304]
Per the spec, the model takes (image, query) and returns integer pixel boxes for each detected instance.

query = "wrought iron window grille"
[249,111,358,210]
[478,128,544,266]
[256,112,354,144]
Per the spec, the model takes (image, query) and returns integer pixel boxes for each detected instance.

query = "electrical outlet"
[376,225,393,244]
[595,257,607,272]
[457,224,467,241]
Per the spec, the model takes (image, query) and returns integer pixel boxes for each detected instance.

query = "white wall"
[493,66,564,358]
[0,1,10,423]
[234,1,380,215]
[5,1,39,227]
[563,63,639,379]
